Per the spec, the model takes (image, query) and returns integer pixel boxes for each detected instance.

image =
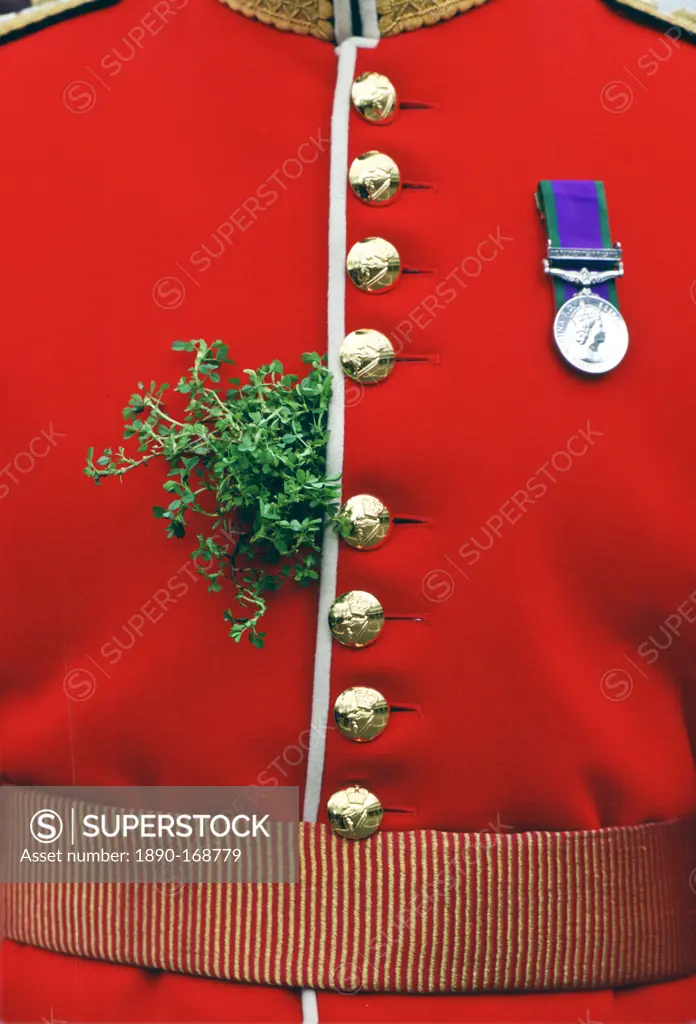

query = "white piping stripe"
[301,988,320,1024]
[333,0,353,42]
[358,0,380,39]
[301,31,379,1024]
[302,38,352,828]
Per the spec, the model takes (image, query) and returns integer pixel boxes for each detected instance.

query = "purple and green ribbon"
[537,180,619,310]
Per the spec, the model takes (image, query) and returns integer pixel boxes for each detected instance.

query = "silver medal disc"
[553,293,628,375]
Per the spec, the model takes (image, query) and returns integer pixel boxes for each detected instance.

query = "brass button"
[349,151,401,206]
[327,785,384,840]
[329,590,384,648]
[351,72,398,124]
[340,494,392,551]
[334,687,389,742]
[347,237,401,294]
[340,329,395,385]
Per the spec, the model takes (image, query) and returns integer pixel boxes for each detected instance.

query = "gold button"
[334,687,389,742]
[340,494,392,551]
[340,329,395,385]
[347,237,401,294]
[349,151,401,206]
[351,72,398,124]
[329,590,384,648]
[327,785,384,839]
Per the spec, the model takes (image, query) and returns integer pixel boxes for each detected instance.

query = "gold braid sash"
[5,802,696,992]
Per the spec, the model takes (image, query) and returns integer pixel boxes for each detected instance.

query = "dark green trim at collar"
[0,0,120,44]
[607,0,696,36]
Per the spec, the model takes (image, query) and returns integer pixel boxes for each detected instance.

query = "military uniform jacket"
[2,0,696,1020]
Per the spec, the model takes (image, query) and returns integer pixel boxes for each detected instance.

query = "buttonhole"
[390,704,422,715]
[384,806,418,816]
[393,516,430,526]
[396,353,440,365]
[402,267,435,276]
[399,102,434,111]
[386,614,429,623]
[403,182,433,191]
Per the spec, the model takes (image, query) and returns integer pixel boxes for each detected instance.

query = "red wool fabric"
[2,0,696,1020]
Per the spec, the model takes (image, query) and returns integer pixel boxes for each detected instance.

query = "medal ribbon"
[537,180,619,309]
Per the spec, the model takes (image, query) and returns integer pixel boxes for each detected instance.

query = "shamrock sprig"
[85,340,341,648]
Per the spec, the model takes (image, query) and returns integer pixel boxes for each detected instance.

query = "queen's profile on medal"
[569,302,608,362]
[553,293,628,375]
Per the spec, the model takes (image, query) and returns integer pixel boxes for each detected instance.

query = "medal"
[537,180,628,375]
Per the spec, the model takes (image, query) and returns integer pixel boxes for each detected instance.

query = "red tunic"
[2,0,696,1018]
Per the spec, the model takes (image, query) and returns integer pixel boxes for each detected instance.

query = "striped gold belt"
[5,816,696,993]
